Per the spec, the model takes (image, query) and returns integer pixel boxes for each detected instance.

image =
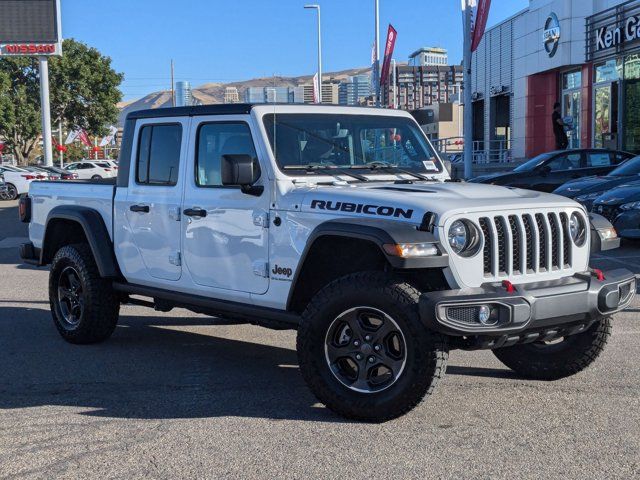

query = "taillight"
[21,175,36,180]
[18,196,31,223]
[103,168,112,172]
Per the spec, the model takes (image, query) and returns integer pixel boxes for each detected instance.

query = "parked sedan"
[470,149,634,192]
[64,161,116,180]
[553,155,640,208]
[592,180,640,239]
[0,166,36,200]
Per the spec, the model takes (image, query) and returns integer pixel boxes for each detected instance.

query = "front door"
[181,117,270,294]
[124,118,188,282]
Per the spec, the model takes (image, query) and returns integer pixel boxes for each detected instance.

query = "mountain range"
[117,66,372,125]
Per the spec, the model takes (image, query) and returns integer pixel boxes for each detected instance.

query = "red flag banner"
[471,0,491,52]
[78,130,92,148]
[379,24,397,86]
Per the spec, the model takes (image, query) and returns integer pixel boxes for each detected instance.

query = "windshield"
[513,153,554,173]
[608,155,640,176]
[263,114,442,176]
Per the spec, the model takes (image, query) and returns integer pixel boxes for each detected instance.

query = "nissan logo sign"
[543,13,561,57]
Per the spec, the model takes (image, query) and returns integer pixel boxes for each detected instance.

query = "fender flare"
[286,218,449,310]
[42,205,120,278]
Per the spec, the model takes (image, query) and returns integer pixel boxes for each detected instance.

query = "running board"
[112,282,300,330]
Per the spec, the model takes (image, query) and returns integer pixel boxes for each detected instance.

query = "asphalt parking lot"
[0,199,638,479]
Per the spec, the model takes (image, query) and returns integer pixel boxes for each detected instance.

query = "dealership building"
[472,0,640,160]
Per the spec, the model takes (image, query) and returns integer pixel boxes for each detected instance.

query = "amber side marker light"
[383,243,440,258]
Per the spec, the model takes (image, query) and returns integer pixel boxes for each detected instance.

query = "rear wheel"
[49,244,120,344]
[91,175,102,180]
[297,272,448,422]
[5,183,18,200]
[492,316,611,380]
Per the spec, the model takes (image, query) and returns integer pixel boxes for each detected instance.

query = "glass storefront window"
[625,54,640,81]
[595,59,623,83]
[563,70,582,90]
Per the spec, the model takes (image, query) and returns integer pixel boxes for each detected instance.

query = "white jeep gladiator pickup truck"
[20,104,635,422]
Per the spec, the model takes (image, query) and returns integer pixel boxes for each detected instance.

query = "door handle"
[183,208,207,218]
[130,204,150,213]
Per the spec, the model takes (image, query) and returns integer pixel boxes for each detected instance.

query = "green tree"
[0,39,123,164]
[49,39,124,136]
[0,58,42,164]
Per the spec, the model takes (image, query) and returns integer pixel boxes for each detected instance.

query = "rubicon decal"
[310,200,414,219]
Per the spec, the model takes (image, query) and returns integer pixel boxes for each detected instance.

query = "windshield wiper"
[353,161,433,181]
[283,164,369,182]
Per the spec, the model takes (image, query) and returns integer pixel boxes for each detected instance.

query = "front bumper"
[610,210,640,239]
[420,269,636,349]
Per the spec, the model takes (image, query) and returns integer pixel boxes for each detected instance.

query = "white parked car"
[64,161,117,180]
[0,165,36,200]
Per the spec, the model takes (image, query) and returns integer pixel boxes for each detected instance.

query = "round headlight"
[569,212,586,246]
[448,219,481,257]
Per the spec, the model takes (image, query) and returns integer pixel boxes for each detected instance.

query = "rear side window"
[587,152,613,167]
[136,124,182,186]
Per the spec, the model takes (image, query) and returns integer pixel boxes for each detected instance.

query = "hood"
[553,175,632,198]
[593,179,640,206]
[287,181,580,226]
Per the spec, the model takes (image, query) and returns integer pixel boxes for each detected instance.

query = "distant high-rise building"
[244,86,293,103]
[408,47,448,67]
[295,82,339,104]
[224,87,240,104]
[382,63,463,110]
[339,74,372,105]
[175,81,193,107]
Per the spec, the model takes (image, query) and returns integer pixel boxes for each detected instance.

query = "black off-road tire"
[296,271,448,422]
[49,243,120,344]
[492,316,612,380]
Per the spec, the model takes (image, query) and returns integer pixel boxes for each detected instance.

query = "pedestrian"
[552,102,568,150]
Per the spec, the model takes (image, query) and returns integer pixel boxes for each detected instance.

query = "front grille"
[478,211,576,278]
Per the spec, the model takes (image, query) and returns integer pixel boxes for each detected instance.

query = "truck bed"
[28,180,116,249]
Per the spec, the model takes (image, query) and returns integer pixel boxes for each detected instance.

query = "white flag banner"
[313,72,320,104]
[64,129,80,145]
[99,126,118,147]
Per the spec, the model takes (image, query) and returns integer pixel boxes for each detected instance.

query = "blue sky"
[60,0,529,101]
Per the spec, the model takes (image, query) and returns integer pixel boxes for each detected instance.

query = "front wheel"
[296,272,448,422]
[49,243,120,344]
[91,175,102,180]
[492,316,612,380]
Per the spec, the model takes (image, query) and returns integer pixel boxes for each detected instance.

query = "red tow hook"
[590,268,606,281]
[502,280,515,293]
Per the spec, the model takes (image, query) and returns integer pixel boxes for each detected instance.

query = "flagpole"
[463,0,473,179]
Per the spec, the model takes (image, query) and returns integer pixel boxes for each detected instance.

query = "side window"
[547,153,581,171]
[196,122,258,187]
[615,153,628,164]
[136,124,182,186]
[587,152,613,168]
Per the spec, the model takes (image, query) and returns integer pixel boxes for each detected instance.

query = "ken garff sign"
[543,13,561,57]
[595,14,640,52]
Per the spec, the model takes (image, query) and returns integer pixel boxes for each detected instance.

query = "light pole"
[374,0,380,106]
[462,0,473,179]
[305,4,322,104]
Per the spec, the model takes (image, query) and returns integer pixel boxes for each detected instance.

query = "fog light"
[478,305,491,325]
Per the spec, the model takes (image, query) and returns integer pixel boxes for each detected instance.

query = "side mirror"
[221,154,263,196]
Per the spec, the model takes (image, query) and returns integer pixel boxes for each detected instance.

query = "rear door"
[123,118,189,282]
[181,116,270,294]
